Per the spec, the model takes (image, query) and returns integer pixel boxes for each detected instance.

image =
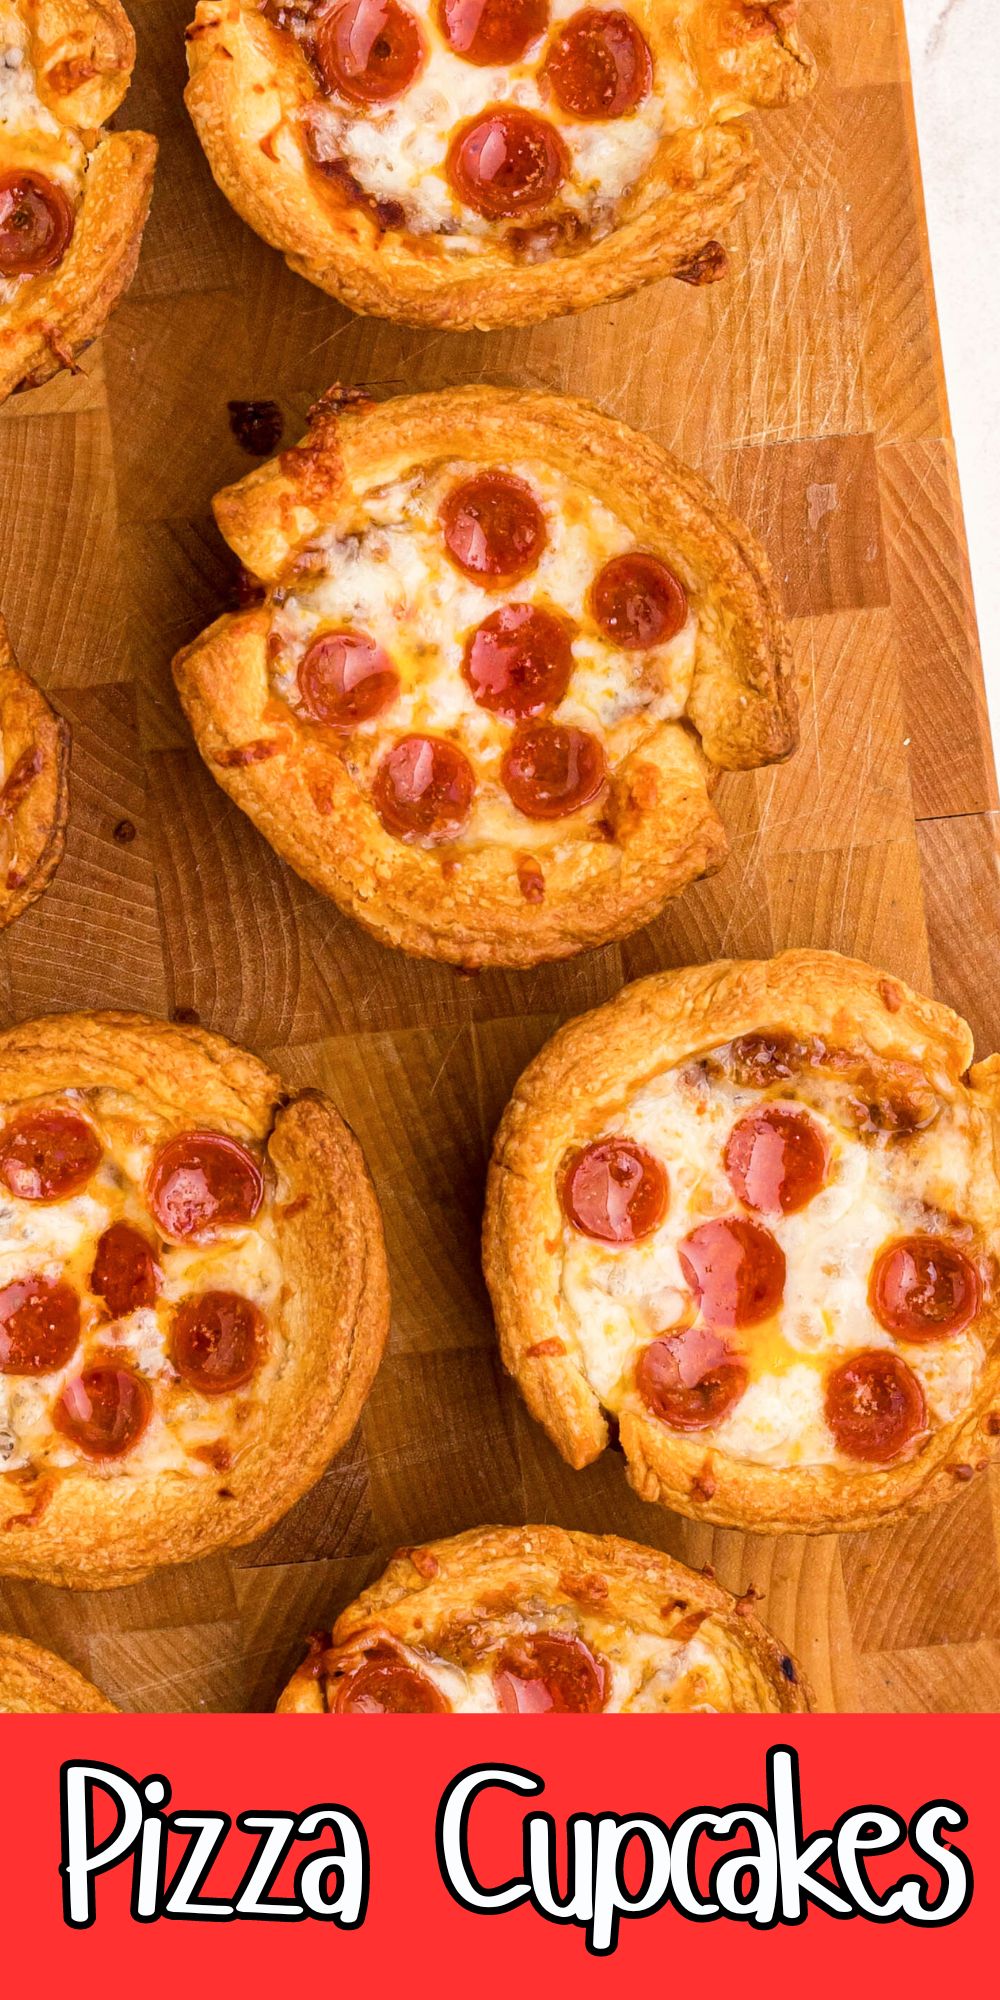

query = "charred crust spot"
[779,1654,797,1682]
[673,240,729,286]
[986,1413,1000,1437]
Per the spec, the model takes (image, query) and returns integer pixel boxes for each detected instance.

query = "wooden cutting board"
[0,0,997,1715]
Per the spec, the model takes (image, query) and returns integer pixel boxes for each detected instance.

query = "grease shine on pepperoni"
[439,0,548,63]
[0,1108,101,1203]
[447,107,567,219]
[724,1105,828,1217]
[314,0,425,102]
[463,604,573,721]
[372,735,475,844]
[825,1350,926,1463]
[678,1216,785,1329]
[561,1137,667,1243]
[54,1366,152,1460]
[542,8,652,119]
[440,470,546,585]
[171,1290,262,1395]
[90,1222,161,1319]
[494,1632,605,1713]
[298,629,400,729]
[0,1276,80,1376]
[147,1132,264,1242]
[590,552,687,650]
[0,170,75,277]
[869,1236,981,1342]
[334,1649,449,1713]
[637,1326,748,1432]
[502,722,605,820]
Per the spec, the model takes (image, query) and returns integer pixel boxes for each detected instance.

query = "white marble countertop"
[904,0,1000,736]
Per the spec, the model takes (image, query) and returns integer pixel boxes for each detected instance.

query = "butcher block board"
[0,0,997,1716]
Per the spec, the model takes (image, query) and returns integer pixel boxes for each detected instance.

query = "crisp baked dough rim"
[0,613,70,926]
[0,1631,117,1709]
[0,0,157,400]
[184,0,816,329]
[173,384,796,969]
[0,1009,391,1589]
[483,948,1000,1535]
[276,1523,811,1712]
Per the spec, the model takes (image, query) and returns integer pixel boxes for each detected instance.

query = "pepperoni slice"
[372,735,475,844]
[590,552,687,650]
[90,1222,161,1319]
[333,1648,449,1713]
[637,1328,748,1432]
[825,1350,926,1463]
[0,1109,101,1203]
[724,1105,828,1217]
[463,605,573,721]
[678,1216,785,1329]
[0,170,75,277]
[0,1276,80,1376]
[561,1137,667,1243]
[501,723,605,820]
[314,0,425,102]
[440,470,547,585]
[494,1633,605,1713]
[147,1132,264,1242]
[439,0,549,64]
[869,1236,981,1342]
[542,8,652,119]
[298,630,399,729]
[54,1366,152,1460]
[171,1290,262,1395]
[447,107,567,220]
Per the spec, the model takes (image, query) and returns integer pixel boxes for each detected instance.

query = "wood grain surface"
[1,0,997,1715]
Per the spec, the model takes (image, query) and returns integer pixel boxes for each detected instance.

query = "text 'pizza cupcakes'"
[0,1011,389,1587]
[0,1632,116,1710]
[277,1524,809,1712]
[0,613,69,927]
[173,385,796,968]
[484,951,1000,1534]
[0,0,157,399]
[185,0,815,328]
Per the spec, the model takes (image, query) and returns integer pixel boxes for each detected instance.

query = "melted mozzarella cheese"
[271,457,698,851]
[560,1058,991,1469]
[302,0,692,246]
[0,1090,285,1480]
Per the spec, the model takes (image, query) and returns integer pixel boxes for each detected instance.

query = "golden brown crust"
[0,0,157,401]
[173,384,795,968]
[0,1009,390,1588]
[185,0,815,329]
[0,613,70,926]
[0,1632,117,1710]
[277,1524,811,1712]
[484,949,1000,1534]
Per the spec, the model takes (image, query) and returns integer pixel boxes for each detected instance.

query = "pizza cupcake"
[0,1632,117,1710]
[185,0,815,328]
[0,0,156,399]
[0,614,69,927]
[484,951,1000,1534]
[277,1525,810,1711]
[0,1010,389,1587]
[173,384,796,969]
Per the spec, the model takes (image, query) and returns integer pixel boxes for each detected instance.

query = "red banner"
[0,1716,991,1991]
